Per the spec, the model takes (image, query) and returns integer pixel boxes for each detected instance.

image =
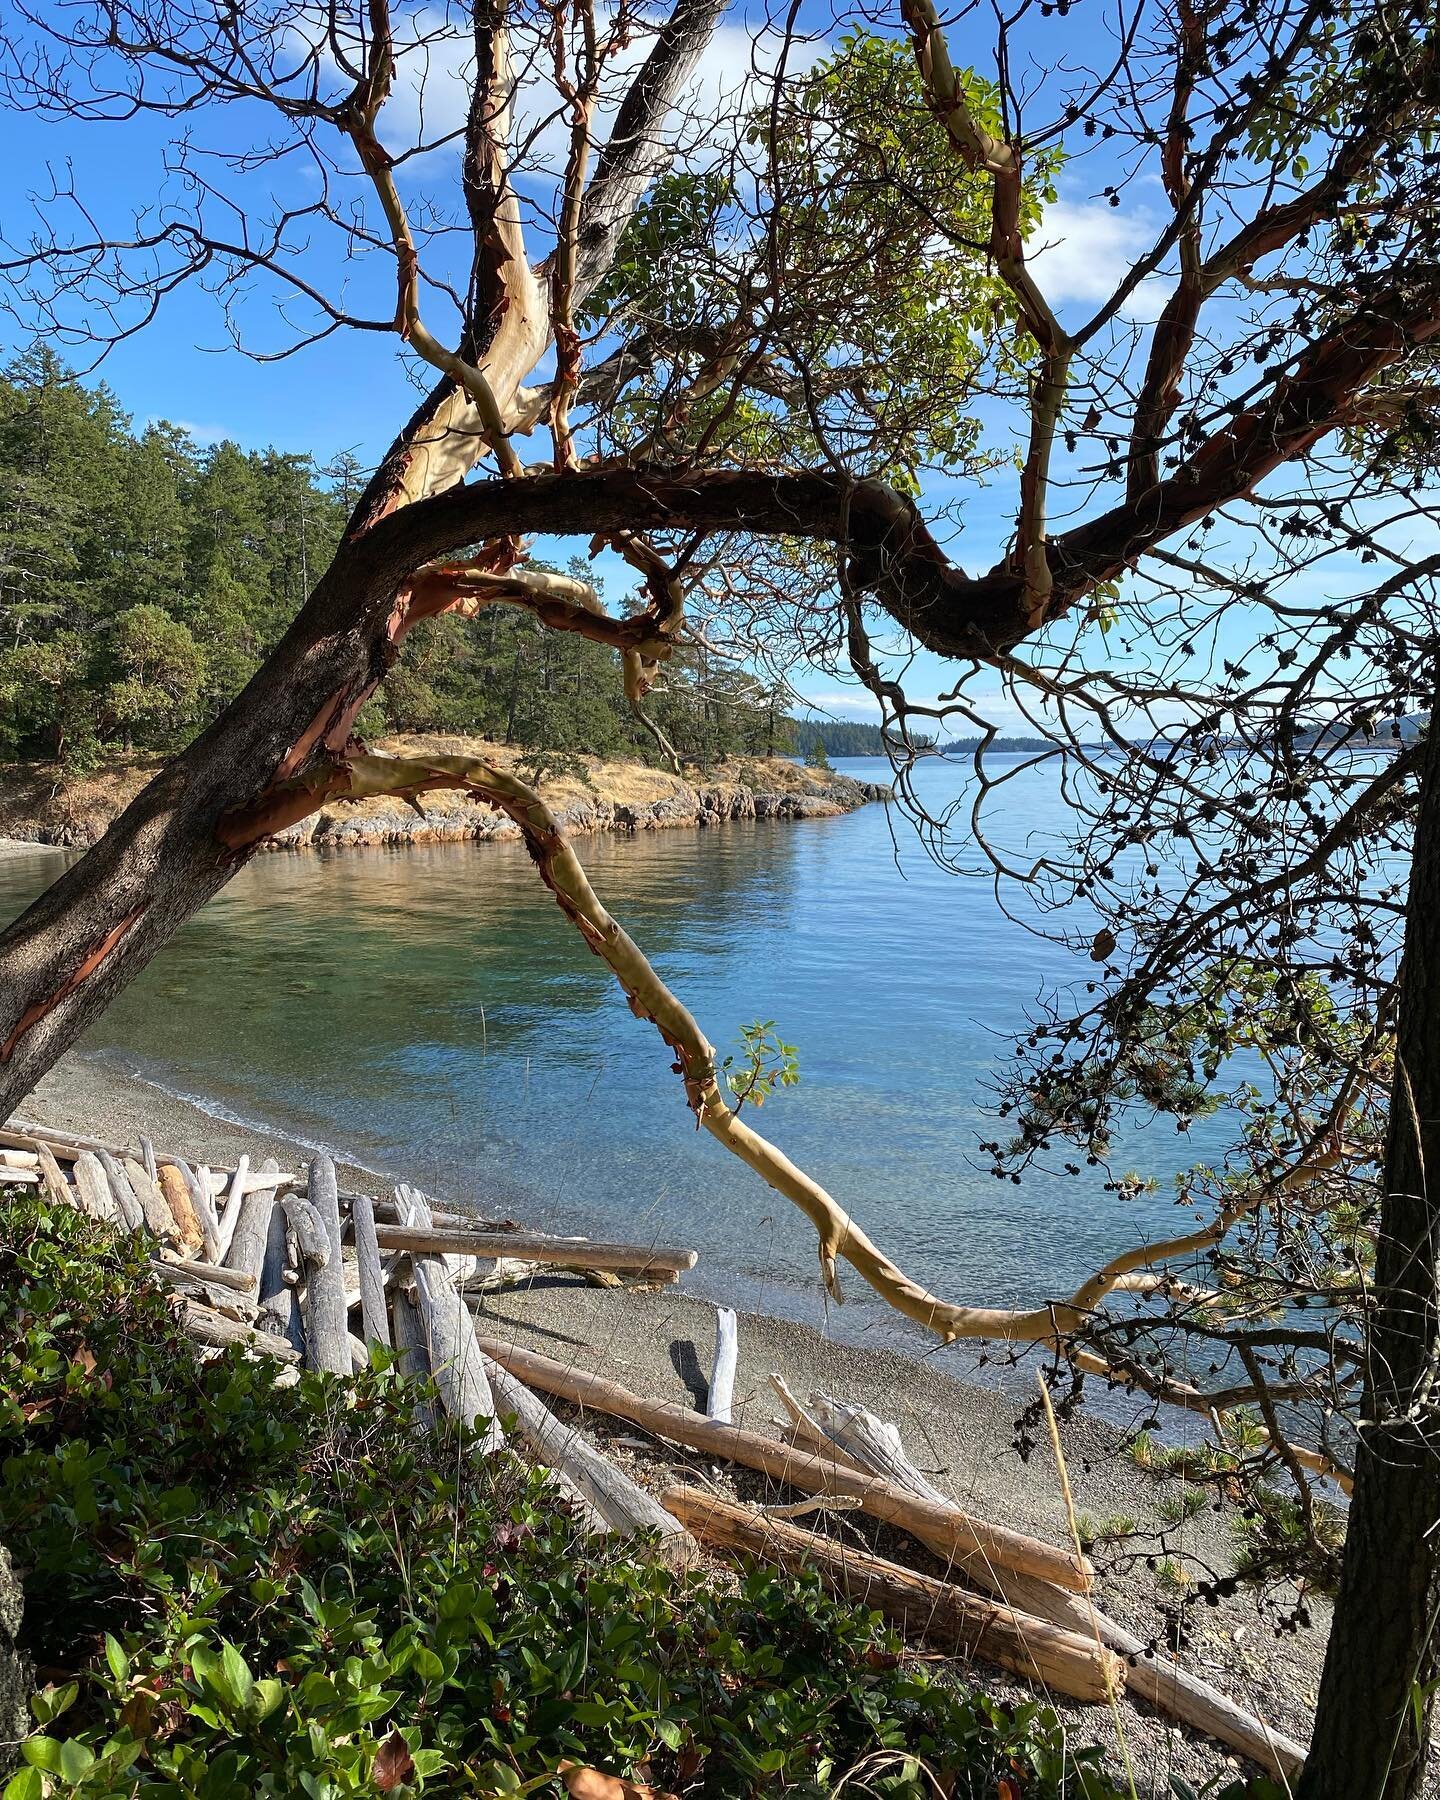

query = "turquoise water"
[0,756,1223,1351]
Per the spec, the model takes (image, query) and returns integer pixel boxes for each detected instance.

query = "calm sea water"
[0,756,1226,1352]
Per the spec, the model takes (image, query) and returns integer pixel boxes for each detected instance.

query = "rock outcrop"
[0,740,887,854]
[273,771,885,852]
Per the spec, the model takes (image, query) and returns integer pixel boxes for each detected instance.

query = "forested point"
[0,348,803,772]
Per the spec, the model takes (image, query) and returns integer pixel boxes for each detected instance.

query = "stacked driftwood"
[1,1119,1305,1779]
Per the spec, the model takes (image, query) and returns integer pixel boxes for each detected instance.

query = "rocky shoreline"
[0,737,887,852]
[272,768,887,852]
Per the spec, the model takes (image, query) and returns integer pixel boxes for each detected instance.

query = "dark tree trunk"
[0,539,403,1121]
[1301,699,1440,1800]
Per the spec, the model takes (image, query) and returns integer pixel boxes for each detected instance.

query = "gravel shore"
[15,1048,1349,1795]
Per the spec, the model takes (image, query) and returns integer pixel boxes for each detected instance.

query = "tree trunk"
[1301,699,1440,1800]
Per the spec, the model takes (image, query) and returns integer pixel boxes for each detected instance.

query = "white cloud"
[1028,198,1173,324]
[144,416,234,447]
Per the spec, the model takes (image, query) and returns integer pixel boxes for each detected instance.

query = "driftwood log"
[157,1162,206,1253]
[257,1201,305,1357]
[662,1485,1121,1704]
[797,1387,1307,1781]
[479,1351,694,1559]
[708,1307,738,1424]
[477,1340,1089,1593]
[213,1156,249,1262]
[34,1142,71,1207]
[398,1187,502,1451]
[224,1157,283,1288]
[122,1156,179,1243]
[392,1287,437,1429]
[374,1224,697,1280]
[298,1155,351,1376]
[352,1193,391,1349]
[73,1152,121,1226]
[182,1299,302,1361]
[174,1158,223,1260]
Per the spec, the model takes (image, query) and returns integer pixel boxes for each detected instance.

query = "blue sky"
[3,0,1393,734]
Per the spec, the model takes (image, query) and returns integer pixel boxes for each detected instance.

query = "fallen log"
[124,1156,182,1244]
[213,1156,249,1262]
[175,1158,223,1261]
[399,1187,502,1451]
[374,1224,697,1279]
[769,1375,871,1474]
[662,1485,1121,1704]
[181,1299,302,1362]
[282,1194,331,1268]
[476,1340,1090,1593]
[708,1307,738,1424]
[479,1352,694,1559]
[151,1262,258,1319]
[257,1203,305,1357]
[34,1142,71,1208]
[806,1388,1307,1782]
[224,1157,282,1289]
[157,1163,206,1253]
[392,1287,437,1428]
[156,1256,257,1295]
[75,1152,124,1227]
[300,1155,351,1376]
[352,1193,391,1349]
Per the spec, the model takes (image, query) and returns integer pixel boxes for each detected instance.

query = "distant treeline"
[0,349,795,771]
[789,719,937,757]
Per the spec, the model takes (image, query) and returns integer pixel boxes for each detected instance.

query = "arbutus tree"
[0,0,1438,1791]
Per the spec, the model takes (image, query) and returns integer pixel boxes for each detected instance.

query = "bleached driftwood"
[0,1168,39,1185]
[75,1152,124,1226]
[213,1156,250,1262]
[477,1339,1089,1593]
[256,1201,305,1357]
[707,1307,738,1423]
[35,1142,71,1207]
[124,1156,181,1243]
[802,1388,1307,1781]
[94,1151,143,1229]
[662,1485,1121,1704]
[151,1262,258,1320]
[282,1194,331,1268]
[155,1256,257,1294]
[769,1375,871,1474]
[470,1257,543,1293]
[352,1192,392,1348]
[224,1157,283,1288]
[140,1136,158,1185]
[182,1298,302,1361]
[299,1154,350,1376]
[392,1287,437,1428]
[398,1186,502,1451]
[373,1224,697,1279]
[480,1351,693,1559]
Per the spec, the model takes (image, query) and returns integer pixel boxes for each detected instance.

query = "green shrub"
[0,1194,1275,1798]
